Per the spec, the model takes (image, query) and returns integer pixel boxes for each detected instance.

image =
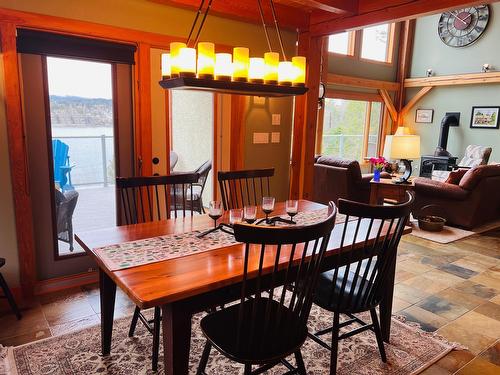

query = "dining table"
[75,199,411,375]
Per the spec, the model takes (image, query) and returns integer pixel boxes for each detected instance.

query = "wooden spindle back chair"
[217,168,274,210]
[115,172,199,372]
[197,202,337,375]
[116,173,199,225]
[310,191,415,374]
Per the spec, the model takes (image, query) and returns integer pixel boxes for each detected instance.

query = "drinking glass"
[243,205,257,224]
[229,208,243,225]
[208,201,222,228]
[262,196,275,221]
[285,199,299,221]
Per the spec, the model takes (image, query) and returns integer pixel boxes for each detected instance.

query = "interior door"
[19,53,135,280]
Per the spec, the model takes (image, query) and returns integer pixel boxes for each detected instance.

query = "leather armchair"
[313,156,389,205]
[413,164,500,229]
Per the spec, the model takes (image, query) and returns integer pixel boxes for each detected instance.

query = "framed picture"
[470,106,500,129]
[415,109,434,123]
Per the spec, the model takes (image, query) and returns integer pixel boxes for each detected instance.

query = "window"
[361,23,394,63]
[321,98,382,161]
[328,31,354,55]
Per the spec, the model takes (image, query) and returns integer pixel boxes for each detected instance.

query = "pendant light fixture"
[159,0,308,97]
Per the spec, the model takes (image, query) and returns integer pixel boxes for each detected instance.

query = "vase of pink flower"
[369,156,386,182]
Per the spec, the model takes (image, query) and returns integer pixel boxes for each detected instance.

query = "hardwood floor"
[1,228,499,374]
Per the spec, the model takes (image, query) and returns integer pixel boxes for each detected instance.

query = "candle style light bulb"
[170,42,186,77]
[292,56,306,86]
[178,47,196,77]
[233,47,249,82]
[278,61,294,86]
[197,42,215,79]
[161,53,171,79]
[215,53,232,81]
[264,52,279,84]
[248,57,265,83]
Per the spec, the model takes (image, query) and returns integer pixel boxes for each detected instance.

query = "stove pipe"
[434,114,458,157]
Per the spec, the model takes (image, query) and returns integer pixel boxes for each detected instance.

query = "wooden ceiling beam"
[149,0,310,30]
[404,72,500,87]
[310,0,498,36]
[327,73,400,91]
[282,0,358,14]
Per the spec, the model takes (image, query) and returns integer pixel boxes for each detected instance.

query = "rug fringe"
[0,345,17,375]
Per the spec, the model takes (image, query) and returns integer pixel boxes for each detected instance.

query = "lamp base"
[394,159,413,184]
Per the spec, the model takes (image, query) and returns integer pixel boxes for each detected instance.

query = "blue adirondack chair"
[52,139,75,191]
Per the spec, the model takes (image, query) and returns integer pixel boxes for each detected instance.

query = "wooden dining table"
[76,199,411,375]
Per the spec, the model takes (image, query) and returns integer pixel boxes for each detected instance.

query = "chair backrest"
[116,173,199,224]
[232,202,337,350]
[459,145,492,167]
[170,151,179,171]
[55,190,79,233]
[217,168,274,210]
[325,192,414,313]
[52,139,70,182]
[194,160,212,191]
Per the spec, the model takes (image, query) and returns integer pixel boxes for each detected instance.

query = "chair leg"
[196,340,212,375]
[152,307,161,372]
[330,312,340,375]
[370,308,387,363]
[294,350,307,375]
[0,273,21,320]
[244,364,252,375]
[129,306,140,337]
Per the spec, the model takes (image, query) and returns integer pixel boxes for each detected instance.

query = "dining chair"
[171,160,212,214]
[0,258,22,320]
[309,191,414,374]
[217,168,274,210]
[115,172,199,371]
[197,201,337,375]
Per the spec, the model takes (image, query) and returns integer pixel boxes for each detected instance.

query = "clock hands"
[449,11,468,25]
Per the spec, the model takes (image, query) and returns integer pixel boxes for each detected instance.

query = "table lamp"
[387,134,421,184]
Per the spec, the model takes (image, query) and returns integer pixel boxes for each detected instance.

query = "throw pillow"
[445,169,468,185]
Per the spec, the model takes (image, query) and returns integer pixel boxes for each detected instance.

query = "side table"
[370,177,415,205]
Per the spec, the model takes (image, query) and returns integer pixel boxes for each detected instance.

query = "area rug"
[409,218,500,244]
[2,303,458,375]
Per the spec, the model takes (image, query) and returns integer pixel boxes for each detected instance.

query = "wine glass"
[262,196,275,222]
[285,199,298,221]
[229,209,243,226]
[208,201,222,228]
[243,205,257,224]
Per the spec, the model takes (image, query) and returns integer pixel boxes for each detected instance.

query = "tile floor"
[1,229,499,374]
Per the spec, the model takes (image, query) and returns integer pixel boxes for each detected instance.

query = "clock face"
[438,5,490,48]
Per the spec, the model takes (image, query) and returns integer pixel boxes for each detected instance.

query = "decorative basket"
[416,205,446,232]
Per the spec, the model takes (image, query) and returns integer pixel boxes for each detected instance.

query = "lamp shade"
[389,135,421,160]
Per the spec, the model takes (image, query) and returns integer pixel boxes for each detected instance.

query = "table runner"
[95,208,334,271]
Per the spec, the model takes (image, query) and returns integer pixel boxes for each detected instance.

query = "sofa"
[413,164,500,229]
[313,156,389,205]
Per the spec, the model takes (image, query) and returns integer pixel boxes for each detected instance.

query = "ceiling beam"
[150,0,309,30]
[310,0,498,36]
[285,0,359,14]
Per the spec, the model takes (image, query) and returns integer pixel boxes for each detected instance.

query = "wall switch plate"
[272,114,281,125]
[253,96,265,105]
[253,132,269,144]
[271,132,280,143]
[445,112,460,126]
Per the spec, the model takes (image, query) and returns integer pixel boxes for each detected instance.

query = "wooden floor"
[1,228,499,374]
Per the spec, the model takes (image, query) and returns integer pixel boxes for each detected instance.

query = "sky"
[46,57,113,99]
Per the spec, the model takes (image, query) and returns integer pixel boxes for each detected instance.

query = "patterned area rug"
[3,303,458,375]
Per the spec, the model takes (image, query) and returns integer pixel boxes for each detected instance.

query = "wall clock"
[438,5,490,48]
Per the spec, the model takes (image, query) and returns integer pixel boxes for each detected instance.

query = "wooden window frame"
[359,22,397,65]
[327,30,356,57]
[316,91,385,162]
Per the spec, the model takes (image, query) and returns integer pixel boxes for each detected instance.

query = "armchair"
[432,145,492,181]
[414,164,500,229]
[52,139,75,191]
[55,189,79,251]
[313,156,390,205]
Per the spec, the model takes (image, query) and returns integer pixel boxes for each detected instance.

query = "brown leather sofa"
[413,164,500,229]
[313,156,388,205]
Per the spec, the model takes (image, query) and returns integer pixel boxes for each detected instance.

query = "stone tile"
[49,314,100,336]
[490,295,500,304]
[0,329,51,346]
[437,263,478,279]
[417,295,469,321]
[392,297,412,313]
[402,275,449,295]
[474,301,500,321]
[420,256,450,268]
[451,311,500,340]
[451,258,491,273]
[419,364,451,374]
[38,287,87,305]
[470,272,500,292]
[453,280,498,300]
[420,269,464,287]
[395,269,417,283]
[462,254,499,269]
[397,259,434,274]
[438,321,496,355]
[0,306,49,340]
[400,305,448,332]
[42,298,96,326]
[394,283,431,304]
[456,356,500,374]
[479,341,500,366]
[435,288,485,311]
[425,349,475,374]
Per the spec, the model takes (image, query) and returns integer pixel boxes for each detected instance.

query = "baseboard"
[35,271,98,295]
